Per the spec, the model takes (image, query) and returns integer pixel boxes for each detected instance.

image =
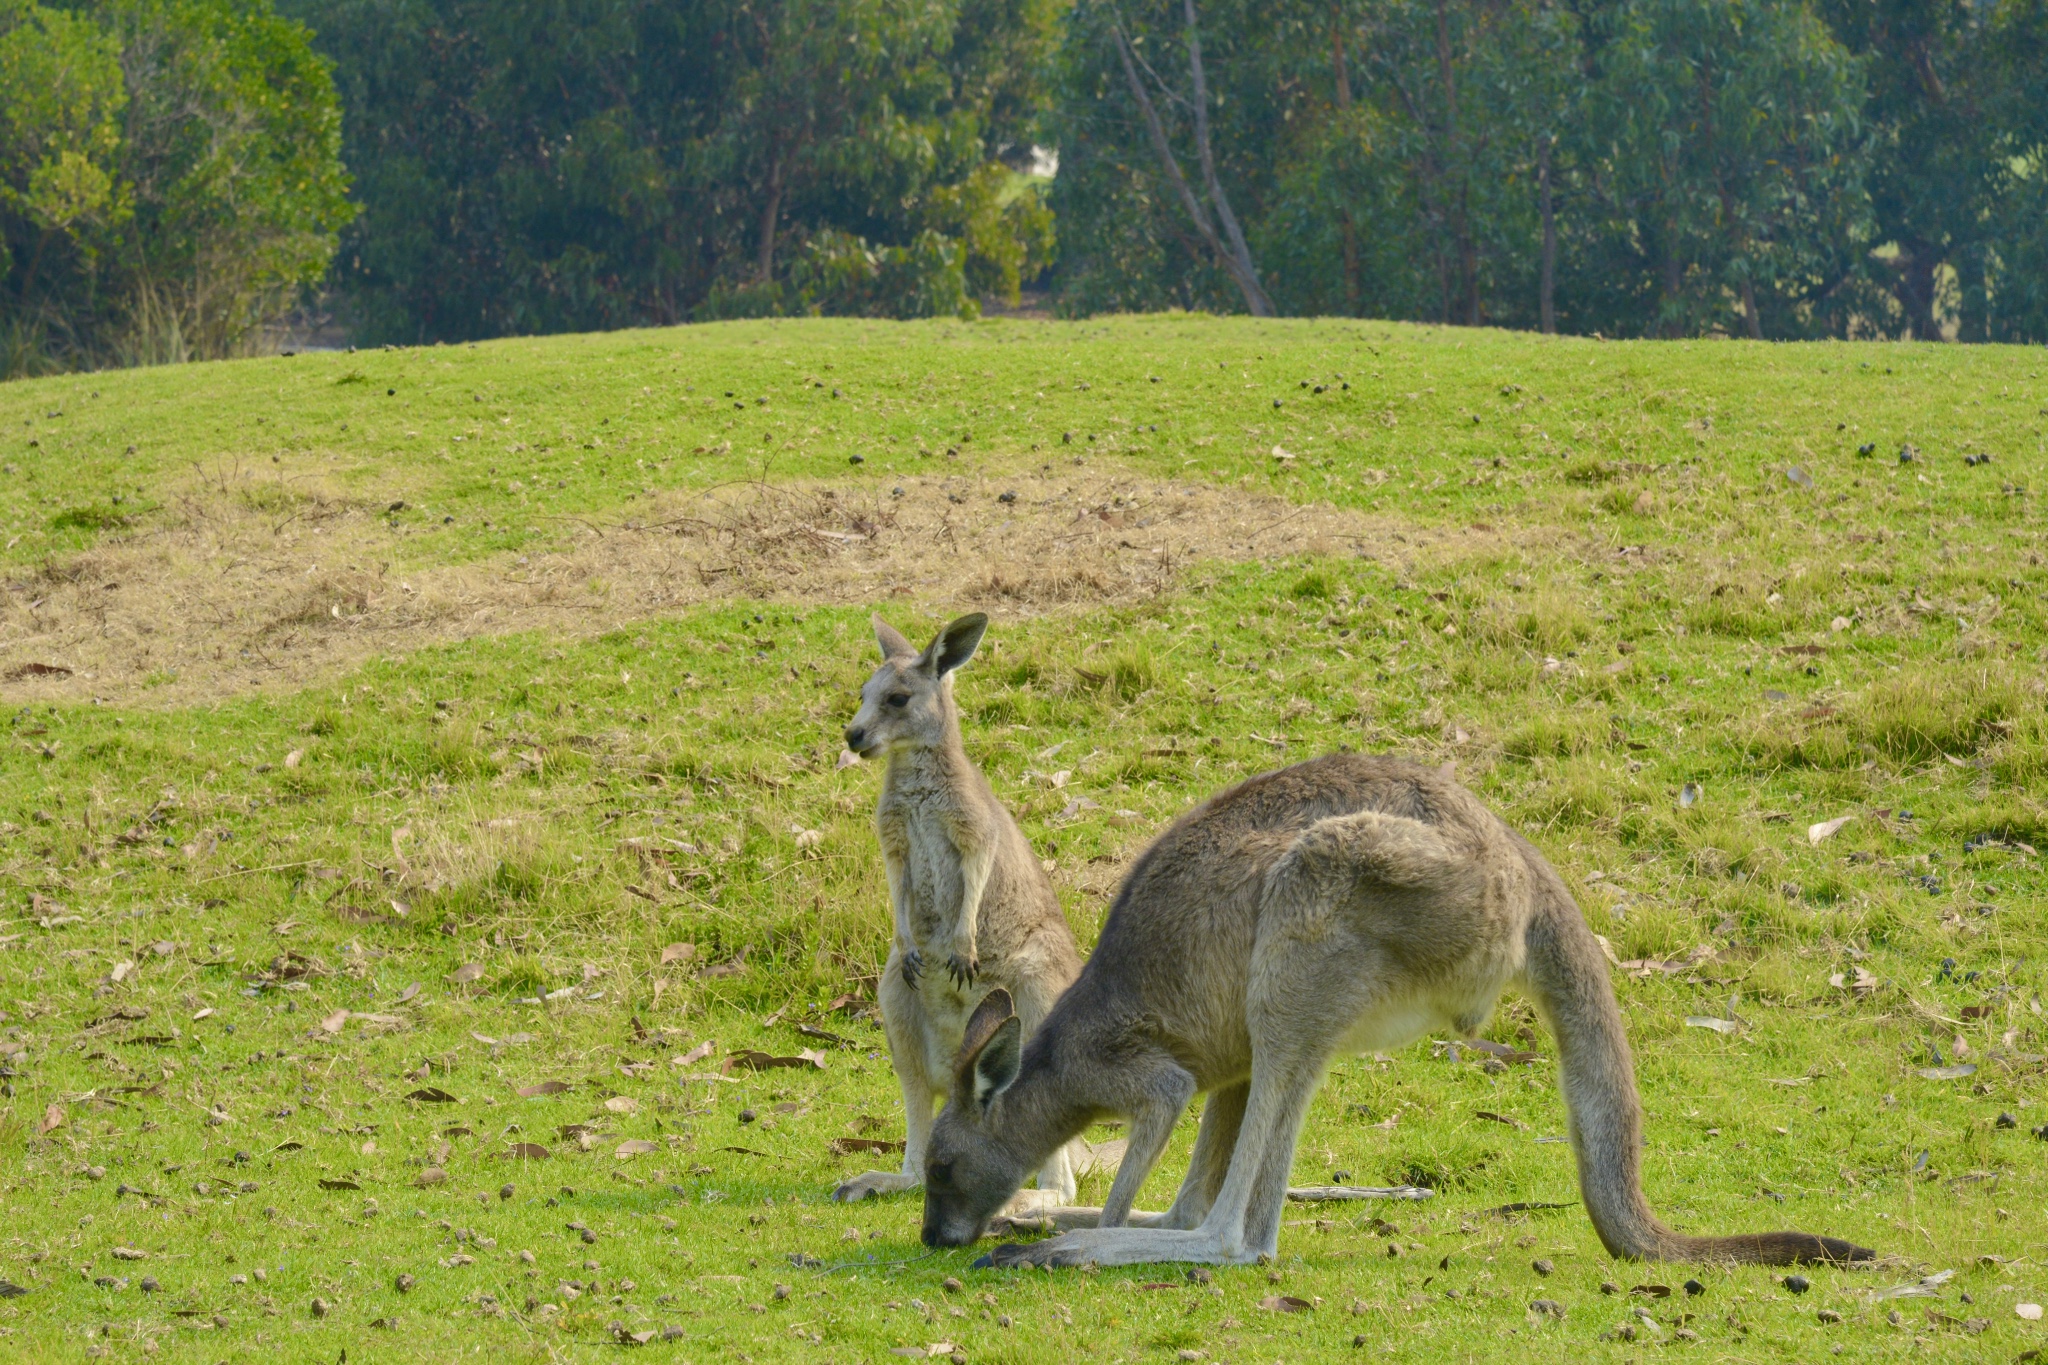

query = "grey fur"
[832,613,1086,1206]
[920,753,1874,1267]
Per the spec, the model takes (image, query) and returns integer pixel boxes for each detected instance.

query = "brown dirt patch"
[0,465,1487,707]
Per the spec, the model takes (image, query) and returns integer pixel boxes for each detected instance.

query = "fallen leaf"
[471,1032,499,1045]
[835,749,861,770]
[396,982,421,1004]
[694,948,749,980]
[1259,1294,1313,1313]
[448,962,484,984]
[109,961,133,983]
[793,827,823,852]
[604,1096,638,1115]
[828,1137,906,1156]
[722,1049,824,1073]
[319,1009,349,1034]
[1631,1284,1672,1299]
[406,1086,459,1104]
[1917,1064,1976,1081]
[1684,1017,1742,1035]
[517,1081,570,1098]
[318,1178,362,1191]
[1473,1110,1526,1130]
[2018,1303,2043,1321]
[284,749,303,769]
[659,943,696,966]
[1678,783,1702,809]
[1874,1270,1955,1300]
[615,1139,659,1158]
[414,1167,448,1187]
[191,1007,213,1021]
[796,1022,852,1046]
[1808,815,1856,845]
[503,1143,550,1161]
[110,1246,147,1261]
[37,1103,63,1135]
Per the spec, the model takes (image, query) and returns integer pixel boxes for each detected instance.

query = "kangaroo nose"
[845,726,865,750]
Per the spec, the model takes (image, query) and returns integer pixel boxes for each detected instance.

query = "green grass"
[0,318,2044,1362]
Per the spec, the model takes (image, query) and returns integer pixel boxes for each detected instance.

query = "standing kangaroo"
[832,613,1087,1206]
[919,752,1874,1267]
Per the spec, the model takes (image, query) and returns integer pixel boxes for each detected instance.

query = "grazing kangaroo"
[832,613,1087,1207]
[919,752,1874,1268]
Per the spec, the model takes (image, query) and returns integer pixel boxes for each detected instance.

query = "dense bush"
[0,0,352,375]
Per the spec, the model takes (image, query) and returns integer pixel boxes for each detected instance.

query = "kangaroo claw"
[945,953,978,987]
[985,1238,1073,1268]
[900,950,925,990]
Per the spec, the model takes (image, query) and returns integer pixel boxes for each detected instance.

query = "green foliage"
[1046,0,2048,340]
[0,0,352,374]
[288,0,1059,341]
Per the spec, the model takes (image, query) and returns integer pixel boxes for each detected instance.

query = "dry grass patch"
[0,464,1532,706]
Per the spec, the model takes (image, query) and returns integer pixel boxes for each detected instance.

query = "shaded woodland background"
[4,0,2047,372]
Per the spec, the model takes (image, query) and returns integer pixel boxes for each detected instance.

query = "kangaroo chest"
[878,793,972,944]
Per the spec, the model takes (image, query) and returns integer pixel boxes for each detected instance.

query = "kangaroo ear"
[872,615,915,660]
[920,612,988,677]
[953,988,1019,1111]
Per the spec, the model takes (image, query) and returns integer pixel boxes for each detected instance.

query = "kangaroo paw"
[831,1170,918,1203]
[899,950,925,991]
[980,1234,1095,1269]
[945,952,978,987]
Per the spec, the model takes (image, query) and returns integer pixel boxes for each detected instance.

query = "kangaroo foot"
[830,1170,919,1202]
[976,1227,1243,1269]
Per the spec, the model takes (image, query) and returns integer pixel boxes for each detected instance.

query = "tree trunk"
[1333,28,1360,317]
[1661,222,1683,338]
[755,153,784,285]
[1111,13,1273,316]
[1897,239,1940,340]
[1435,0,1478,325]
[1538,134,1556,334]
[1180,0,1273,316]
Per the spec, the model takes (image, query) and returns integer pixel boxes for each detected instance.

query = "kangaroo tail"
[1520,858,1873,1266]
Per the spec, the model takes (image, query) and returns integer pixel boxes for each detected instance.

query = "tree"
[0,0,352,373]
[1562,0,1872,338]
[290,0,1059,341]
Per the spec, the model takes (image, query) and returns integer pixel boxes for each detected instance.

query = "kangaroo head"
[844,612,988,759]
[921,988,1031,1247]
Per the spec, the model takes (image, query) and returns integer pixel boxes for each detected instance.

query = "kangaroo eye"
[885,693,910,709]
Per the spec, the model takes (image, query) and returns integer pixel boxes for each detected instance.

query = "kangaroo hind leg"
[834,967,933,1202]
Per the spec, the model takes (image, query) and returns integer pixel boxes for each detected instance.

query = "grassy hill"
[0,318,2043,1362]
